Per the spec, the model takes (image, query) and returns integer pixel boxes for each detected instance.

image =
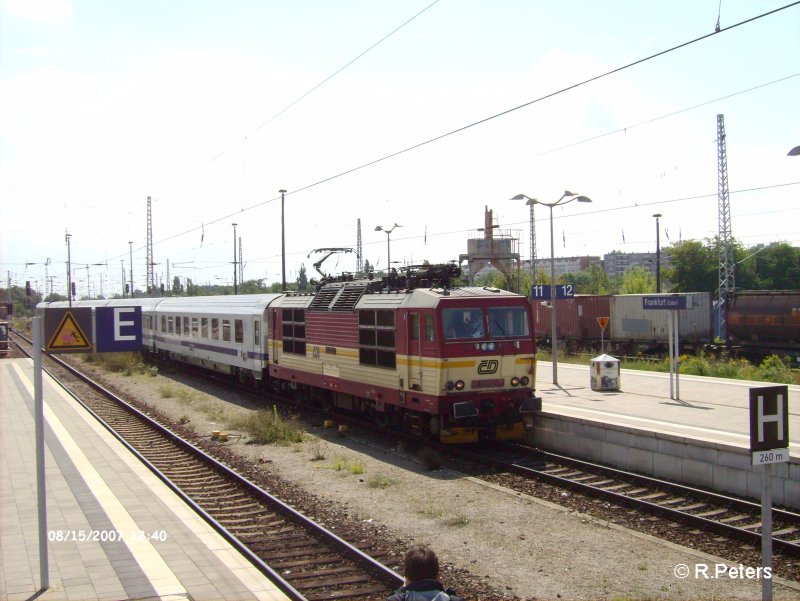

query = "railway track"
[176,347,800,566]
[10,330,403,601]
[452,440,800,557]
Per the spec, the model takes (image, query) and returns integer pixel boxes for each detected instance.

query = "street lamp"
[375,223,401,272]
[653,213,662,293]
[232,223,238,295]
[128,241,135,298]
[65,232,73,307]
[510,191,592,385]
[279,189,287,292]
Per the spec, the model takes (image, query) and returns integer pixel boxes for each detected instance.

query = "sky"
[1,0,799,298]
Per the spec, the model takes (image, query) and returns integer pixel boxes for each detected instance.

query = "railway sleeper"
[215,513,274,526]
[658,497,688,506]
[285,566,362,581]
[251,539,326,554]
[772,527,799,537]
[181,481,238,492]
[693,508,728,518]
[213,507,273,519]
[269,555,348,570]
[635,492,668,501]
[717,514,751,524]
[295,575,378,590]
[675,502,706,511]
[304,585,390,601]
[261,550,341,564]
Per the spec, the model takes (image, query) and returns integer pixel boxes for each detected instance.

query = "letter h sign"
[749,385,789,454]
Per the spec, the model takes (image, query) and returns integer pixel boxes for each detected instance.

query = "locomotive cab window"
[488,306,530,338]
[443,308,484,339]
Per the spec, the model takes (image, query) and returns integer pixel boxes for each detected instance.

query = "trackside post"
[33,316,49,590]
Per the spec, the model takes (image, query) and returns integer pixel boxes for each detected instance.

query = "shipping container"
[609,293,713,349]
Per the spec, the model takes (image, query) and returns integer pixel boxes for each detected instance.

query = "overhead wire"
[102,1,800,265]
[199,0,441,169]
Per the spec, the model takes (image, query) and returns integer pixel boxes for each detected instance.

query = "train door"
[407,312,423,391]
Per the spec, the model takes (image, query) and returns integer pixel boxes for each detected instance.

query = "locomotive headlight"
[520,376,530,386]
[480,343,488,351]
[488,342,495,351]
[455,380,465,390]
[510,377,520,387]
[446,381,455,391]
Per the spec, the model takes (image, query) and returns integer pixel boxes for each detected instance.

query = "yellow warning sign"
[47,311,92,352]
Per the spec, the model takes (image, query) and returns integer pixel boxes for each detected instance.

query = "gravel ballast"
[76,359,800,601]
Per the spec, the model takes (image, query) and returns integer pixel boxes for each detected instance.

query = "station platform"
[535,361,799,450]
[533,361,799,508]
[1,358,291,601]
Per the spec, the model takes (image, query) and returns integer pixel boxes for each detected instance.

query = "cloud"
[3,0,72,23]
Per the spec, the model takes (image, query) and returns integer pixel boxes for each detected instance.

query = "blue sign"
[531,284,575,300]
[642,295,687,310]
[96,306,142,352]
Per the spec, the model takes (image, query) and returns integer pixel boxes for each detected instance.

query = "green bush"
[232,406,305,445]
[758,355,795,384]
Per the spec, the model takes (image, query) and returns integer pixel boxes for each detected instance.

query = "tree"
[751,243,800,289]
[665,240,717,292]
[296,264,309,292]
[172,276,183,295]
[620,266,655,294]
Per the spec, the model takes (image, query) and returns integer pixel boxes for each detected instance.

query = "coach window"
[176,316,182,336]
[222,319,231,342]
[201,317,208,339]
[254,320,260,346]
[191,317,199,337]
[160,315,166,333]
[211,318,219,340]
[183,316,189,336]
[168,316,174,334]
[235,319,243,343]
[359,309,395,368]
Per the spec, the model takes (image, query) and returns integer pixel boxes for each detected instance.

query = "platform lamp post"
[232,223,238,295]
[511,191,592,385]
[375,223,401,273]
[65,232,72,307]
[279,189,287,292]
[653,213,662,293]
[128,241,134,298]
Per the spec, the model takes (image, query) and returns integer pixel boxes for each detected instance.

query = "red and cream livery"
[269,279,541,443]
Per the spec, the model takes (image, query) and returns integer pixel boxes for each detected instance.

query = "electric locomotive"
[269,265,541,443]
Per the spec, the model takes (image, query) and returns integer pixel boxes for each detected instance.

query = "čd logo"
[477,360,499,374]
